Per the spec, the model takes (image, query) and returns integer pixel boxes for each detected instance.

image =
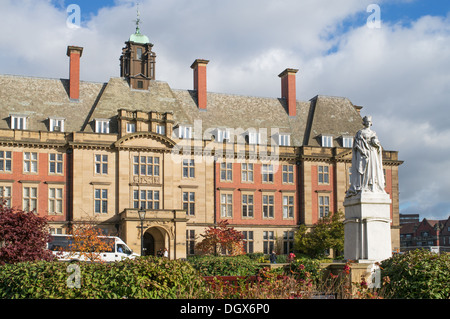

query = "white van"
[48,234,139,262]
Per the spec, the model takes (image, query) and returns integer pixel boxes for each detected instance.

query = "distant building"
[0,22,403,258]
[400,213,420,224]
[400,216,450,253]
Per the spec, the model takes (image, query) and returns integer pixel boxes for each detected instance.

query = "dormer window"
[278,134,291,146]
[95,119,110,134]
[49,117,65,132]
[342,136,353,148]
[10,114,27,130]
[321,135,333,148]
[216,128,232,143]
[177,125,192,139]
[248,132,261,145]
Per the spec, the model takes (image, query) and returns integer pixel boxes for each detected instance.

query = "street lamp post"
[138,207,146,256]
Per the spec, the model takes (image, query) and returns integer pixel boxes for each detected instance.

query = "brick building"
[0,24,403,259]
[400,216,450,253]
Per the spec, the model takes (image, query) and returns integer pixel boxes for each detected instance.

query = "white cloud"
[0,0,449,220]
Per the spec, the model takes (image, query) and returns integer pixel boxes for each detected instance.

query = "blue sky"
[1,0,450,221]
[53,0,450,23]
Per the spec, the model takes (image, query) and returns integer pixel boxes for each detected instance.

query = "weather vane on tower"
[135,2,141,33]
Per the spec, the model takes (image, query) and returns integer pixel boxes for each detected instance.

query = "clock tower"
[120,8,156,90]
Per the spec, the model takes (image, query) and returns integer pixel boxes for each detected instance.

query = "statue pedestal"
[343,192,392,262]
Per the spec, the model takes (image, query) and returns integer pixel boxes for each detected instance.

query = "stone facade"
[0,30,403,259]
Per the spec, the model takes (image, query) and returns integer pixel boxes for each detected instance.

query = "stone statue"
[346,116,385,197]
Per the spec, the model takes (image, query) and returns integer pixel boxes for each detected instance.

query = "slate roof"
[0,75,104,133]
[0,74,364,147]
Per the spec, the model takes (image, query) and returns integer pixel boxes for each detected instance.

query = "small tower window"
[136,48,143,60]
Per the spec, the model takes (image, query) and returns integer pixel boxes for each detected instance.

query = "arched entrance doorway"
[142,227,168,257]
[143,233,154,256]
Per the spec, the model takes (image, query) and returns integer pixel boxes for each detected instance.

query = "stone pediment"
[115,132,176,150]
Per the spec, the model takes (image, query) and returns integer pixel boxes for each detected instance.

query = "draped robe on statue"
[347,126,385,197]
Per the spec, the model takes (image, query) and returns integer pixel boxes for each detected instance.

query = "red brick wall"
[0,151,67,221]
[215,162,298,226]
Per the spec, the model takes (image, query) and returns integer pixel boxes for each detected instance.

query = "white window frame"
[10,115,27,130]
[183,191,195,216]
[262,194,275,218]
[95,154,108,175]
[126,123,136,133]
[178,125,192,139]
[48,187,63,215]
[49,153,63,174]
[23,152,38,173]
[95,119,110,134]
[262,164,274,183]
[263,231,275,254]
[248,132,261,145]
[49,118,65,132]
[243,231,254,253]
[282,195,295,219]
[0,185,12,208]
[241,163,254,182]
[23,186,38,212]
[321,135,333,147]
[216,128,232,143]
[133,189,160,210]
[278,134,291,146]
[318,165,330,184]
[220,193,233,218]
[242,193,254,218]
[182,159,195,178]
[156,124,166,135]
[319,195,330,218]
[94,189,108,214]
[220,162,233,181]
[342,136,353,148]
[282,164,294,184]
[0,151,12,172]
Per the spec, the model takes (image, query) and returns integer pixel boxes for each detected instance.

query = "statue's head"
[363,116,372,127]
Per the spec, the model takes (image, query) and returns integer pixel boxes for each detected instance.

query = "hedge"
[380,249,450,299]
[187,255,261,276]
[0,256,208,299]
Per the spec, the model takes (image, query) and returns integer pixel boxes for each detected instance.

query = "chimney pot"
[191,59,209,110]
[279,68,299,117]
[66,46,84,101]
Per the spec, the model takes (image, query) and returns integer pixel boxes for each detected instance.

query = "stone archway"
[143,226,169,257]
[143,232,154,256]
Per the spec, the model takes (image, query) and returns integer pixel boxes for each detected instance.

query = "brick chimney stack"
[66,46,84,101]
[191,59,209,110]
[279,68,299,117]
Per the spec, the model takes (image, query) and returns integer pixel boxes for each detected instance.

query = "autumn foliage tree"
[0,202,55,265]
[62,217,114,263]
[195,220,245,256]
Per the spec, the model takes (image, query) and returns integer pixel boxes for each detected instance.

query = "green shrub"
[276,254,288,263]
[381,249,450,299]
[289,257,322,284]
[0,257,208,299]
[188,255,261,276]
[246,252,265,261]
